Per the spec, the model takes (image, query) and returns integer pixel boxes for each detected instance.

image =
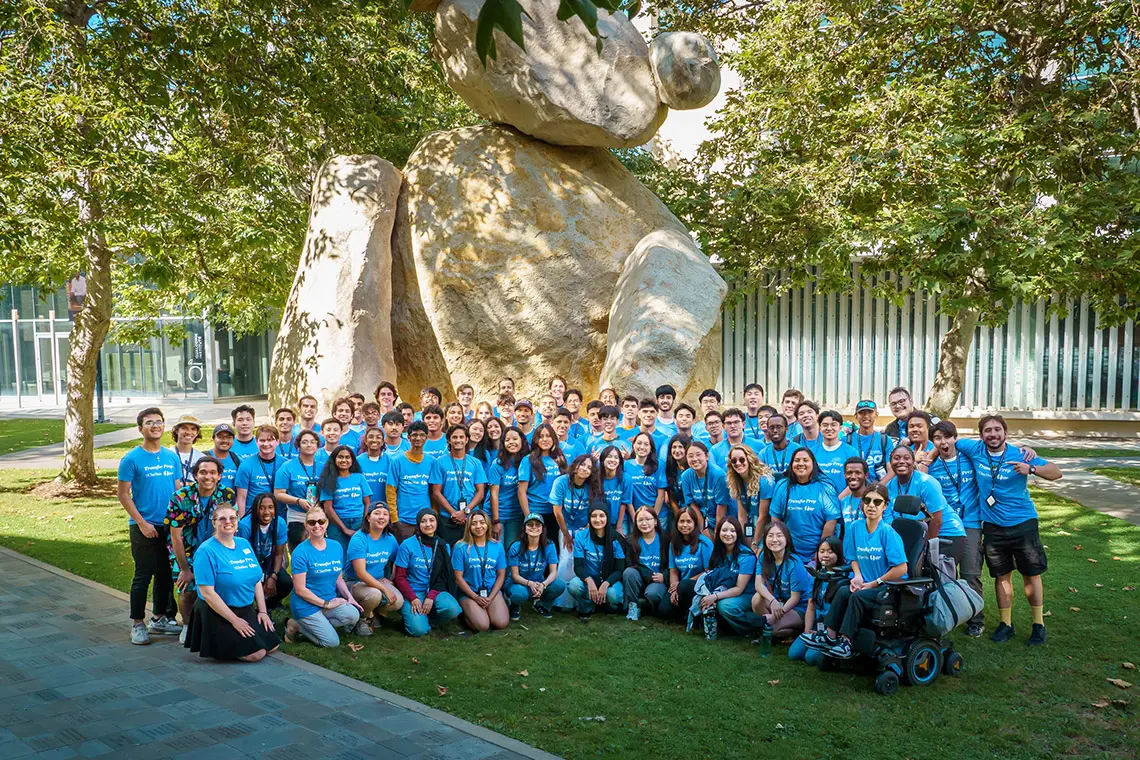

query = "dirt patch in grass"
[29,477,119,500]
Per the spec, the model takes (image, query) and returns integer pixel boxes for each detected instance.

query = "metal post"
[95,347,106,423]
[48,309,61,404]
[11,309,21,409]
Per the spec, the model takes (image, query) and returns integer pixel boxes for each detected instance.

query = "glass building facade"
[0,284,275,404]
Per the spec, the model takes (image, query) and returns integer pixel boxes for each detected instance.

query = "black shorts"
[982,519,1047,578]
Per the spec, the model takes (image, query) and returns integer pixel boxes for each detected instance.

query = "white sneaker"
[131,622,151,646]
[179,626,187,644]
[147,616,182,635]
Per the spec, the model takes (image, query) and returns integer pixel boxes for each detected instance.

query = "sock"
[1031,606,1044,626]
[999,607,1012,626]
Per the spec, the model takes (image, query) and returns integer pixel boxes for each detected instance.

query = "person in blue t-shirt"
[751,519,813,641]
[598,446,633,532]
[568,507,626,620]
[236,493,291,610]
[429,424,489,547]
[758,414,797,481]
[627,432,667,529]
[118,407,182,645]
[680,441,731,535]
[791,400,825,454]
[814,411,862,494]
[551,455,599,553]
[931,420,985,637]
[274,408,299,462]
[272,429,323,550]
[284,505,362,647]
[725,444,776,549]
[789,536,847,667]
[331,397,362,453]
[710,408,764,471]
[421,405,450,460]
[886,445,967,552]
[234,425,282,519]
[704,517,762,638]
[621,506,672,621]
[184,504,279,661]
[386,422,435,539]
[489,428,529,545]
[956,414,1061,646]
[451,511,509,631]
[506,514,565,619]
[393,509,462,637]
[586,405,633,458]
[318,446,371,557]
[551,409,586,462]
[903,411,938,469]
[346,504,403,635]
[801,484,908,659]
[357,428,390,506]
[846,400,894,481]
[668,506,714,614]
[838,458,873,528]
[517,424,568,540]
[229,404,259,461]
[769,448,841,564]
[660,435,690,534]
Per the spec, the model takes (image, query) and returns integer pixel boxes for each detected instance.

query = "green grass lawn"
[1,468,1137,760]
[91,426,215,460]
[1089,467,1140,488]
[1035,447,1140,458]
[0,419,132,455]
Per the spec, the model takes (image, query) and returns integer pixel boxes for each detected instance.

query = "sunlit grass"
[0,419,131,455]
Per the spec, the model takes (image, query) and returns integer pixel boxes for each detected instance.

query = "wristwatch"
[1029,465,1037,476]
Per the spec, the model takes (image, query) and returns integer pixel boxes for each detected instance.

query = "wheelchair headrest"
[890,518,928,578]
[893,495,923,517]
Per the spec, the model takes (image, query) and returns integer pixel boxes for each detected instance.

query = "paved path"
[0,547,557,760]
[1033,456,1140,527]
[0,427,143,470]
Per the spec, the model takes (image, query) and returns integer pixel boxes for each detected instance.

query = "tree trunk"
[924,307,979,419]
[59,189,113,485]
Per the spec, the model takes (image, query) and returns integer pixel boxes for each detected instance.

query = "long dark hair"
[627,505,668,570]
[568,453,603,502]
[709,515,745,569]
[664,434,690,502]
[632,432,659,476]
[812,535,848,607]
[319,445,361,496]
[244,493,279,571]
[514,518,549,555]
[759,518,796,583]
[670,505,703,557]
[598,445,626,484]
[497,427,529,469]
[587,506,619,573]
[475,418,503,464]
[787,446,823,486]
[527,423,566,483]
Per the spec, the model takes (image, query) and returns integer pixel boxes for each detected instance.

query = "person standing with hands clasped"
[430,424,488,547]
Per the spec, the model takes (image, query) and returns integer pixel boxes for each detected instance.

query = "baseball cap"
[514,399,534,411]
[523,513,544,525]
[213,423,235,437]
[855,400,877,412]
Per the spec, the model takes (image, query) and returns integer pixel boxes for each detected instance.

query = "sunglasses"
[729,456,748,465]
[862,497,886,506]
[306,518,328,526]
[214,515,238,523]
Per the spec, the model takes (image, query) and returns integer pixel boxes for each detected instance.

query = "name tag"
[479,589,488,598]
[985,495,997,508]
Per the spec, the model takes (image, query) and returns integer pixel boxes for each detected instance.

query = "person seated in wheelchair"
[799,484,908,659]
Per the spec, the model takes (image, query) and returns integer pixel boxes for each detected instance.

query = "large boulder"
[269,155,400,411]
[401,125,689,398]
[599,229,726,401]
[650,32,721,110]
[434,0,667,148]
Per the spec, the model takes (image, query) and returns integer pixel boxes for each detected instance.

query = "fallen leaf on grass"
[518,669,529,676]
[411,657,419,664]
[1043,610,1053,617]
[1107,678,1133,690]
[436,685,449,696]
[1088,558,1099,564]
[1070,607,1081,612]
[578,716,606,722]
[1092,699,1111,708]
[1113,699,1130,707]
[1074,545,1082,550]
[346,642,364,653]
[1068,587,1079,593]
[539,688,546,692]
[768,680,780,686]
[1112,557,1122,561]
[775,723,785,730]
[485,653,493,657]
[1124,586,1137,592]
[521,684,528,689]
[1095,584,1104,588]
[1056,530,1071,536]
[1123,662,1136,670]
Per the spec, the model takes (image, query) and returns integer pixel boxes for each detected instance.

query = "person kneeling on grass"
[284,506,363,647]
[799,484,907,659]
[346,504,404,636]
[751,519,812,642]
[568,507,626,621]
[184,505,279,662]
[393,509,462,637]
[506,514,565,620]
[452,510,510,632]
[788,537,848,667]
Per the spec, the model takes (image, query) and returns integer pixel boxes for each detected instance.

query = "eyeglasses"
[862,497,886,506]
[214,515,238,523]
[141,420,165,428]
[729,457,748,465]
[306,518,328,526]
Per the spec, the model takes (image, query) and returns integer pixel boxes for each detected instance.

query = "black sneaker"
[532,602,553,619]
[578,612,591,623]
[802,630,840,651]
[509,604,521,622]
[826,639,854,659]
[1027,623,1047,646]
[966,622,984,638]
[990,622,1016,643]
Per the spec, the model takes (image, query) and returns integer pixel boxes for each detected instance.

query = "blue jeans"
[621,567,671,615]
[296,604,360,647]
[506,579,566,607]
[401,592,461,637]
[325,522,356,561]
[498,518,524,548]
[788,636,824,666]
[567,577,623,614]
[717,595,765,637]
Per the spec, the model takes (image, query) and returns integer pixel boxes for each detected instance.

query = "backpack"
[925,572,984,636]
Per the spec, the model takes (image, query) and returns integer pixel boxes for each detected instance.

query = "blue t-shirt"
[710,437,764,471]
[769,479,842,563]
[792,432,825,456]
[338,429,362,454]
[192,537,263,607]
[422,436,450,461]
[655,418,679,437]
[357,453,389,504]
[572,528,626,580]
[550,475,593,532]
[956,440,1047,527]
[428,454,488,510]
[488,458,522,522]
[636,534,664,574]
[384,439,411,458]
[274,457,322,521]
[508,540,558,583]
[587,436,632,458]
[235,455,281,501]
[627,462,666,507]
[118,447,181,525]
[840,494,864,526]
[319,472,370,528]
[292,422,322,438]
[680,466,731,528]
[394,535,450,598]
[616,424,640,442]
[759,443,798,480]
[345,530,399,583]
[601,474,633,524]
[843,520,908,582]
[558,438,586,463]
[517,455,564,514]
[743,414,766,440]
[205,450,241,491]
[452,540,507,593]
[814,441,862,494]
[289,539,345,618]
[928,454,981,529]
[759,554,812,614]
[387,454,435,525]
[668,534,714,579]
[887,471,966,538]
[712,548,758,582]
[731,475,777,525]
[237,514,287,565]
[230,437,260,462]
[846,431,894,481]
[275,441,298,462]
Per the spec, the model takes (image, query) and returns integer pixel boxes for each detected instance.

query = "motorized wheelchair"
[812,495,965,695]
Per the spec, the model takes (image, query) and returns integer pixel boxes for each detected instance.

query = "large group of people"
[116,378,1061,664]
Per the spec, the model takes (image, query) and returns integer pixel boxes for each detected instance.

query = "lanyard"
[523,546,543,578]
[300,458,317,484]
[746,415,762,438]
[472,543,489,591]
[417,537,434,570]
[986,448,1008,485]
[897,475,913,496]
[570,483,589,516]
[258,457,278,492]
[936,456,962,496]
[451,456,468,499]
[278,442,296,459]
[771,445,790,473]
[854,432,876,463]
[178,451,194,483]
[697,471,710,507]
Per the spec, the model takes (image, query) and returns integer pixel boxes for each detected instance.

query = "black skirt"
[184,598,278,660]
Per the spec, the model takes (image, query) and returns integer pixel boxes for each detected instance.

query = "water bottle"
[703,612,718,641]
[759,624,772,658]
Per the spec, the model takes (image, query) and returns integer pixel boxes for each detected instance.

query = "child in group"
[789,537,848,666]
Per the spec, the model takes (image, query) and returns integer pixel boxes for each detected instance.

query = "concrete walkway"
[0,547,557,760]
[1033,456,1140,527]
[0,427,143,470]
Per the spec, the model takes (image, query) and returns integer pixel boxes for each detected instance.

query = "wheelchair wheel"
[943,651,964,677]
[874,670,900,696]
[903,639,942,687]
[817,655,838,672]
